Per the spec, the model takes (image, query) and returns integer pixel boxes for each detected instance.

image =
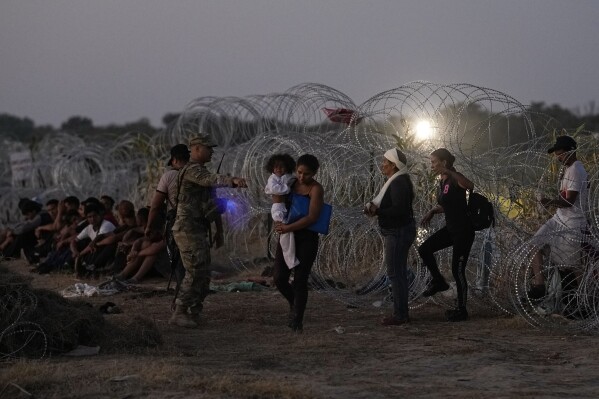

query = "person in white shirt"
[70,202,116,276]
[264,153,299,268]
[527,135,589,305]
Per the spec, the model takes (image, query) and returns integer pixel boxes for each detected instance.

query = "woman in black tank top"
[273,154,324,332]
[418,148,475,322]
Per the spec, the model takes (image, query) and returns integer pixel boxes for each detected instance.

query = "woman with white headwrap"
[364,148,416,326]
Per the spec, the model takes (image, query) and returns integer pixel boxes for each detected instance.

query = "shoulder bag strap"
[174,164,191,212]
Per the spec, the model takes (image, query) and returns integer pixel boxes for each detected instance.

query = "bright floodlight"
[415,120,433,140]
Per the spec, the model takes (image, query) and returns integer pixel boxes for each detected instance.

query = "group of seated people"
[0,194,170,285]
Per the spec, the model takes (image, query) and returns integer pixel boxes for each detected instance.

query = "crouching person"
[70,203,116,276]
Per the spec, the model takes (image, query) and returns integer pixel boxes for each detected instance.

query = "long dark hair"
[431,148,456,172]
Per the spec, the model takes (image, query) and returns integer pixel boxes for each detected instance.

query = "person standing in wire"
[526,136,589,314]
[364,148,416,326]
[170,135,247,328]
[273,154,324,332]
[418,148,475,322]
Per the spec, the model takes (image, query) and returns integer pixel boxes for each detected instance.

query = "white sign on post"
[10,150,33,187]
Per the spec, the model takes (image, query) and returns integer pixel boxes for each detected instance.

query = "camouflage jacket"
[172,162,234,231]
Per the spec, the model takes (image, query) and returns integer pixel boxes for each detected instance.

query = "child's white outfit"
[265,173,299,268]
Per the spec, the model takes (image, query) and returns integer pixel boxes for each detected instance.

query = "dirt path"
[1,259,598,399]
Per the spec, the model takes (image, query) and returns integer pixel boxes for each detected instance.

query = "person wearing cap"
[417,148,475,322]
[143,144,190,302]
[145,144,190,238]
[169,134,247,328]
[364,148,416,326]
[526,135,589,308]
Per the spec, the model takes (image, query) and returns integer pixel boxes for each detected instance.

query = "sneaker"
[289,319,303,333]
[446,307,468,322]
[422,281,450,297]
[381,316,410,326]
[37,262,54,275]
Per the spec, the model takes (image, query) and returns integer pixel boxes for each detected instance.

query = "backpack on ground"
[467,190,495,231]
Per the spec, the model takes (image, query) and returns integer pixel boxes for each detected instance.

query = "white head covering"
[367,148,409,209]
[383,148,408,174]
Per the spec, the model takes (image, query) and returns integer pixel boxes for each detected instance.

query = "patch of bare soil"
[1,255,598,399]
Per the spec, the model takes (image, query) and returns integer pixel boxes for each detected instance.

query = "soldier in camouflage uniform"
[169,134,247,328]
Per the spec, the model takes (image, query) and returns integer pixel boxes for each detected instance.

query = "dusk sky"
[1,0,598,128]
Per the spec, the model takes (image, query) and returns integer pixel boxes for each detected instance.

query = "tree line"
[0,113,181,143]
[1,101,598,144]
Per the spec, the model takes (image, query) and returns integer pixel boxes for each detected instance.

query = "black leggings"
[273,229,319,325]
[418,226,475,309]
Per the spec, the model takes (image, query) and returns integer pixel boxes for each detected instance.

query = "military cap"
[189,134,218,148]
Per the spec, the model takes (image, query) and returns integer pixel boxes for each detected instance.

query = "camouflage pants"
[173,227,211,311]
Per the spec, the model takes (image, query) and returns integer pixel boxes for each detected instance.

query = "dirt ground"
[1,252,599,399]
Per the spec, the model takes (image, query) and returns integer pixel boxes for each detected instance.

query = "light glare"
[415,120,433,140]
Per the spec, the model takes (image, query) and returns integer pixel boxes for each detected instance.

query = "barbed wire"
[1,81,597,336]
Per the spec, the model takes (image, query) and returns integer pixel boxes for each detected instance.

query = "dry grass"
[187,375,315,399]
[1,359,316,399]
[2,258,599,399]
[99,316,163,353]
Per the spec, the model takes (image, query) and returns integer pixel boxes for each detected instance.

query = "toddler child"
[264,153,299,268]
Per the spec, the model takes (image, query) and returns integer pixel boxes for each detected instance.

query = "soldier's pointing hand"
[232,177,248,188]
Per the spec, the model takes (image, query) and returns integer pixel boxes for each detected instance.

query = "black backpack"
[467,191,495,231]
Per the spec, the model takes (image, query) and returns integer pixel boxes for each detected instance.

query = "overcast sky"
[1,0,598,128]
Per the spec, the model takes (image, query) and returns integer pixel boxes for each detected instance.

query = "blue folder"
[287,193,333,235]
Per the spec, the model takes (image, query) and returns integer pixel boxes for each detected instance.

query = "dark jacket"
[376,175,415,229]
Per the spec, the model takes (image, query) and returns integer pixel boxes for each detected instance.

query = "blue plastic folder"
[287,193,332,235]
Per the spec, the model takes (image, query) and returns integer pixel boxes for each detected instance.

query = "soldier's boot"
[169,305,198,328]
[189,305,202,324]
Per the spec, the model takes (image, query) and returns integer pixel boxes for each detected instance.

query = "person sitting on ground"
[108,207,150,274]
[100,195,119,226]
[87,200,139,273]
[0,199,53,264]
[73,197,101,234]
[39,196,81,241]
[70,202,116,276]
[113,228,168,285]
[54,206,84,252]
[0,198,36,251]
[35,209,82,274]
[33,199,60,258]
[57,196,81,230]
[34,199,59,236]
[95,200,138,245]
